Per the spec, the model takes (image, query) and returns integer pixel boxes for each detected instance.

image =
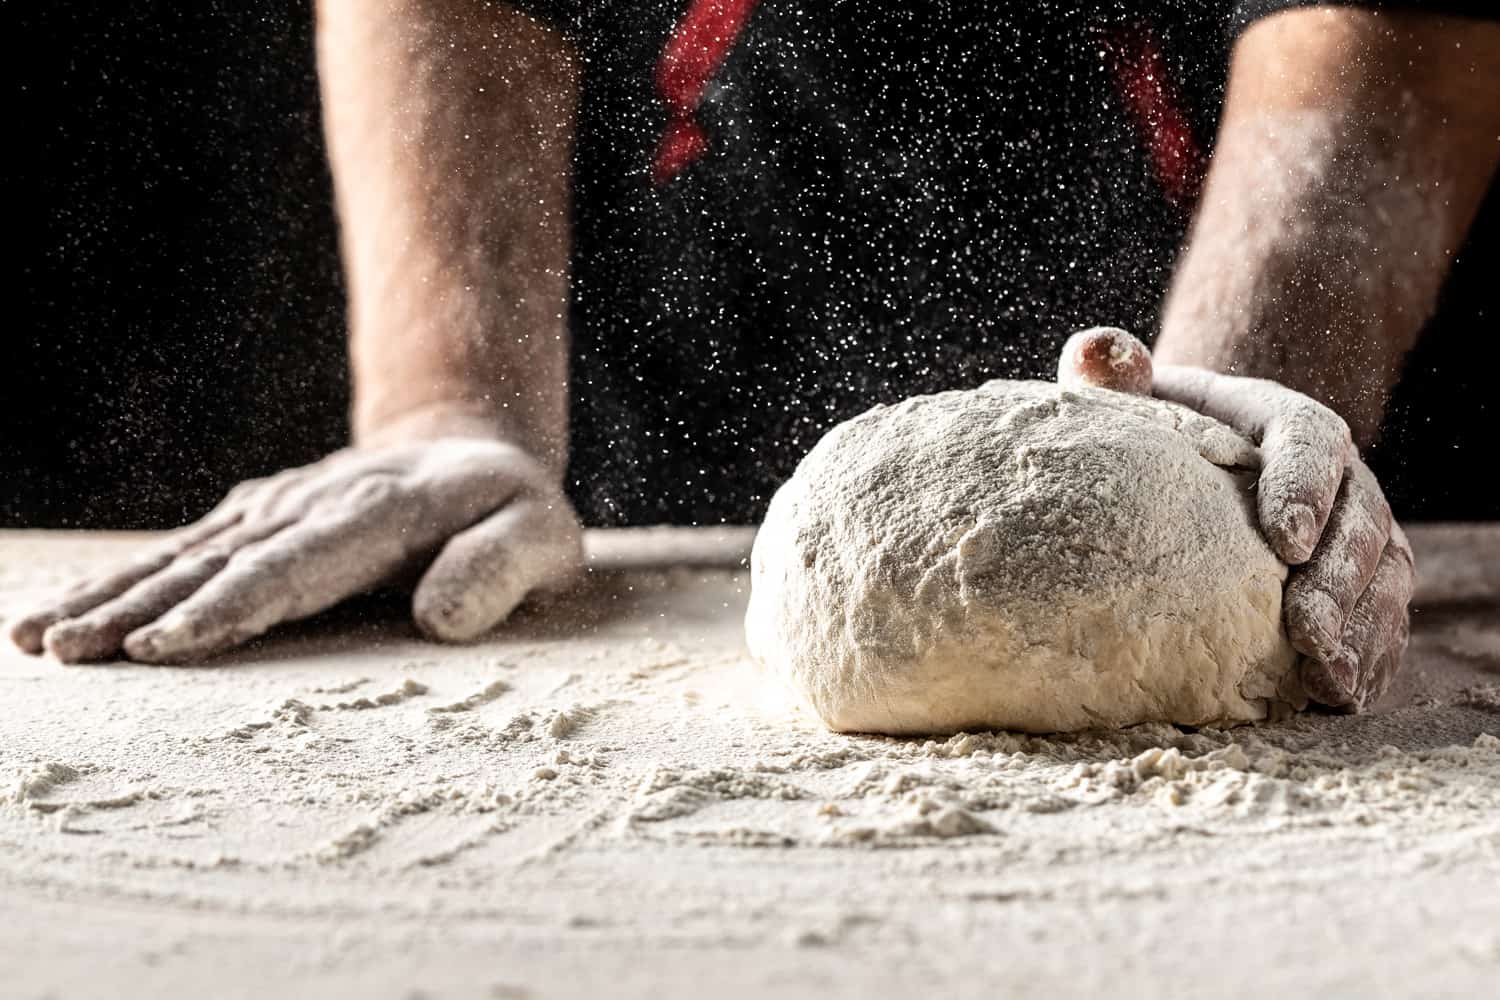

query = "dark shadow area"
[168,568,654,668]
[7,1,1497,530]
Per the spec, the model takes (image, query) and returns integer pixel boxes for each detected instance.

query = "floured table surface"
[2,526,1498,1000]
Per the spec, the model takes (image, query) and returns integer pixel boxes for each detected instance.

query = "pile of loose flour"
[1,528,1497,1000]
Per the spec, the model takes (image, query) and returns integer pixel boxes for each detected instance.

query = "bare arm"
[1149,8,1500,709]
[320,0,577,470]
[1157,7,1500,446]
[7,1,585,663]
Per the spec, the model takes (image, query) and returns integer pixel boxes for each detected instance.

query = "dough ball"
[746,380,1306,735]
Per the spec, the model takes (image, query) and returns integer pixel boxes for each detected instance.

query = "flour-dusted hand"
[1147,364,1413,710]
[1279,468,1414,710]
[7,434,582,665]
[7,1,587,665]
[1058,330,1414,711]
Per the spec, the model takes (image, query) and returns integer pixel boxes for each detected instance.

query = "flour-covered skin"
[1150,365,1350,566]
[9,426,582,665]
[1149,11,1500,707]
[1062,331,1412,712]
[1149,340,1413,714]
[9,3,582,665]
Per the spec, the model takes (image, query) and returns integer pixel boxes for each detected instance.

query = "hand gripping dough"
[746,380,1307,735]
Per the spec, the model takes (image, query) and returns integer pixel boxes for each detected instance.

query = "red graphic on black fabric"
[652,0,760,184]
[651,8,1204,212]
[1104,26,1206,211]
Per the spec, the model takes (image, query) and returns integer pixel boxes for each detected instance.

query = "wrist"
[1155,318,1393,447]
[354,396,569,479]
[356,399,517,448]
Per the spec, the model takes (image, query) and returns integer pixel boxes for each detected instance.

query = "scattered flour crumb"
[310,678,371,695]
[428,679,511,714]
[11,762,85,803]
[318,679,428,711]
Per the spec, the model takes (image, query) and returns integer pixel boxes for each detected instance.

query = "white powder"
[1,529,1495,998]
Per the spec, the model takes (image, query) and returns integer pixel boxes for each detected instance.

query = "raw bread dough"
[746,380,1307,735]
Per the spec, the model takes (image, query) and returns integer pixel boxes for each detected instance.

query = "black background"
[6,1,1497,529]
[8,4,347,529]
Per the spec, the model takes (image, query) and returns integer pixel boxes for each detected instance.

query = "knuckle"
[226,539,290,575]
[180,548,232,573]
[1345,463,1393,520]
[1291,396,1350,444]
[347,473,407,508]
[1378,548,1417,600]
[1389,525,1416,565]
[222,478,262,503]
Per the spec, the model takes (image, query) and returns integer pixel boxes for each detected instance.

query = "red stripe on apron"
[1104,26,1206,212]
[652,0,760,184]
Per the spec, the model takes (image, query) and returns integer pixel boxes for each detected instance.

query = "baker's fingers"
[123,478,437,664]
[1299,531,1415,711]
[1152,366,1350,564]
[1147,364,1216,414]
[1298,654,1350,710]
[1343,527,1415,711]
[1257,410,1350,566]
[1056,327,1154,396]
[39,518,293,663]
[1283,458,1393,664]
[1302,645,1406,717]
[6,513,242,654]
[43,552,233,663]
[413,495,583,642]
[223,465,316,521]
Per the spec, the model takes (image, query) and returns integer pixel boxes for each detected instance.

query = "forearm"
[317,0,578,472]
[1156,9,1500,447]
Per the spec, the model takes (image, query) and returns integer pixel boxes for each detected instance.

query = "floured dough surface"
[747,379,1307,734]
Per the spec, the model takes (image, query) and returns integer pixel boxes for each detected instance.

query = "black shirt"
[9,2,1493,528]
[542,1,1224,523]
[525,1,1499,524]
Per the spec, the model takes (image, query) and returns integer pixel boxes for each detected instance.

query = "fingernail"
[1282,503,1317,562]
[42,624,81,662]
[1330,646,1359,688]
[9,619,46,654]
[1311,597,1342,656]
[1300,660,1351,708]
[127,630,160,656]
[1314,617,1342,664]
